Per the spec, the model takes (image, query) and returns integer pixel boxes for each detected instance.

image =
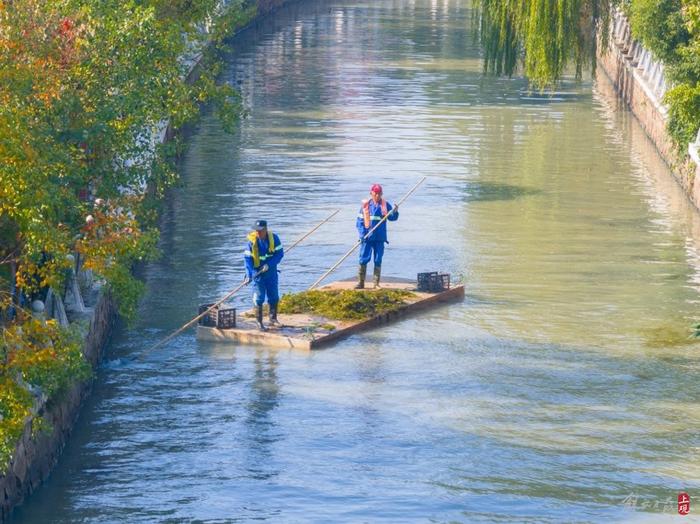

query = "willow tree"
[475,0,617,87]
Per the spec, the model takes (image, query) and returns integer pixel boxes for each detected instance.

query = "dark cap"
[254,219,268,231]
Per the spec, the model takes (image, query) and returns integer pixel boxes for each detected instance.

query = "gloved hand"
[260,264,269,273]
[243,275,251,285]
[392,204,399,213]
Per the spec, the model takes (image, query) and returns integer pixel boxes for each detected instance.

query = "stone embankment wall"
[0,290,116,523]
[0,0,294,521]
[598,10,700,210]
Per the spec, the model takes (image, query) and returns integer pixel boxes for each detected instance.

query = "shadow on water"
[463,293,519,308]
[463,181,541,203]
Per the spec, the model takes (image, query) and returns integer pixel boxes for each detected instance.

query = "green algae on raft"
[278,289,416,320]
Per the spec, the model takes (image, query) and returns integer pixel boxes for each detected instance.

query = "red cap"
[370,183,383,194]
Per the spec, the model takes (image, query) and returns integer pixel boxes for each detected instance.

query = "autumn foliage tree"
[0,0,248,470]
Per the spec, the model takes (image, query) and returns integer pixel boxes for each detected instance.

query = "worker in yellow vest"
[355,184,399,288]
[244,220,284,330]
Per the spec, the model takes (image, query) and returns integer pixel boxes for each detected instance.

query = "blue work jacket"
[244,232,284,279]
[356,199,399,243]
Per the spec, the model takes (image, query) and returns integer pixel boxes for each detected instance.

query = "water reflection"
[244,351,281,481]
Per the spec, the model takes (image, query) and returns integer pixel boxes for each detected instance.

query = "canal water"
[15,0,700,522]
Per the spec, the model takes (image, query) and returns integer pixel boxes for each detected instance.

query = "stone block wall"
[598,10,700,211]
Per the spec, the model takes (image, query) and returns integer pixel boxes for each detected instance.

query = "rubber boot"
[354,264,367,289]
[373,266,381,288]
[255,304,267,331]
[269,303,280,327]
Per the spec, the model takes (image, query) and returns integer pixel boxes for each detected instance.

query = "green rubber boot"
[373,266,381,288]
[269,303,280,327]
[354,264,367,289]
[255,304,267,331]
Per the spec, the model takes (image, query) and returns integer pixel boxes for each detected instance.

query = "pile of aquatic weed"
[278,289,415,320]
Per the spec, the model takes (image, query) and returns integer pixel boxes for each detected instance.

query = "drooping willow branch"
[474,0,617,88]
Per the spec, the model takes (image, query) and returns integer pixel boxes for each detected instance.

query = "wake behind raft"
[196,273,464,350]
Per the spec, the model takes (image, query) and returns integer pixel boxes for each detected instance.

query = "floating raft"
[196,277,464,350]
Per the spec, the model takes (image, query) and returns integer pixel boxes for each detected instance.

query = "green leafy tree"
[628,0,689,65]
[1,0,245,311]
[0,0,251,471]
[663,0,700,148]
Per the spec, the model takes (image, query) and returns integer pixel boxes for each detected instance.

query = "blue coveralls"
[244,232,284,307]
[356,199,399,266]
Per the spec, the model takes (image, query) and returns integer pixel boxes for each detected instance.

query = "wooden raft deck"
[196,277,464,350]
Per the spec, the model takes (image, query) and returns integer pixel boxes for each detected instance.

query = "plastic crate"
[217,308,236,329]
[417,272,438,291]
[417,272,451,292]
[437,273,450,290]
[198,303,218,327]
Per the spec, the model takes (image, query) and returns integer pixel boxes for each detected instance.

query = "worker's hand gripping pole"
[142,209,340,357]
[308,177,427,290]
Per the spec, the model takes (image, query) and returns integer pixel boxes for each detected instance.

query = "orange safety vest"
[362,198,388,228]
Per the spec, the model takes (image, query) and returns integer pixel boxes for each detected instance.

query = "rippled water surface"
[15,0,700,522]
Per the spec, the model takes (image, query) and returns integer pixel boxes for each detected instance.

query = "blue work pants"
[359,240,385,267]
[253,271,279,307]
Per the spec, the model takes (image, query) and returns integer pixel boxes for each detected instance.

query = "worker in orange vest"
[355,184,399,288]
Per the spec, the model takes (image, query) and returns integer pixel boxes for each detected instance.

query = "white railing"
[610,10,668,105]
[610,9,700,178]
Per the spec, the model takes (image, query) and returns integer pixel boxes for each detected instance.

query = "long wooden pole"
[308,177,427,290]
[141,208,340,357]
